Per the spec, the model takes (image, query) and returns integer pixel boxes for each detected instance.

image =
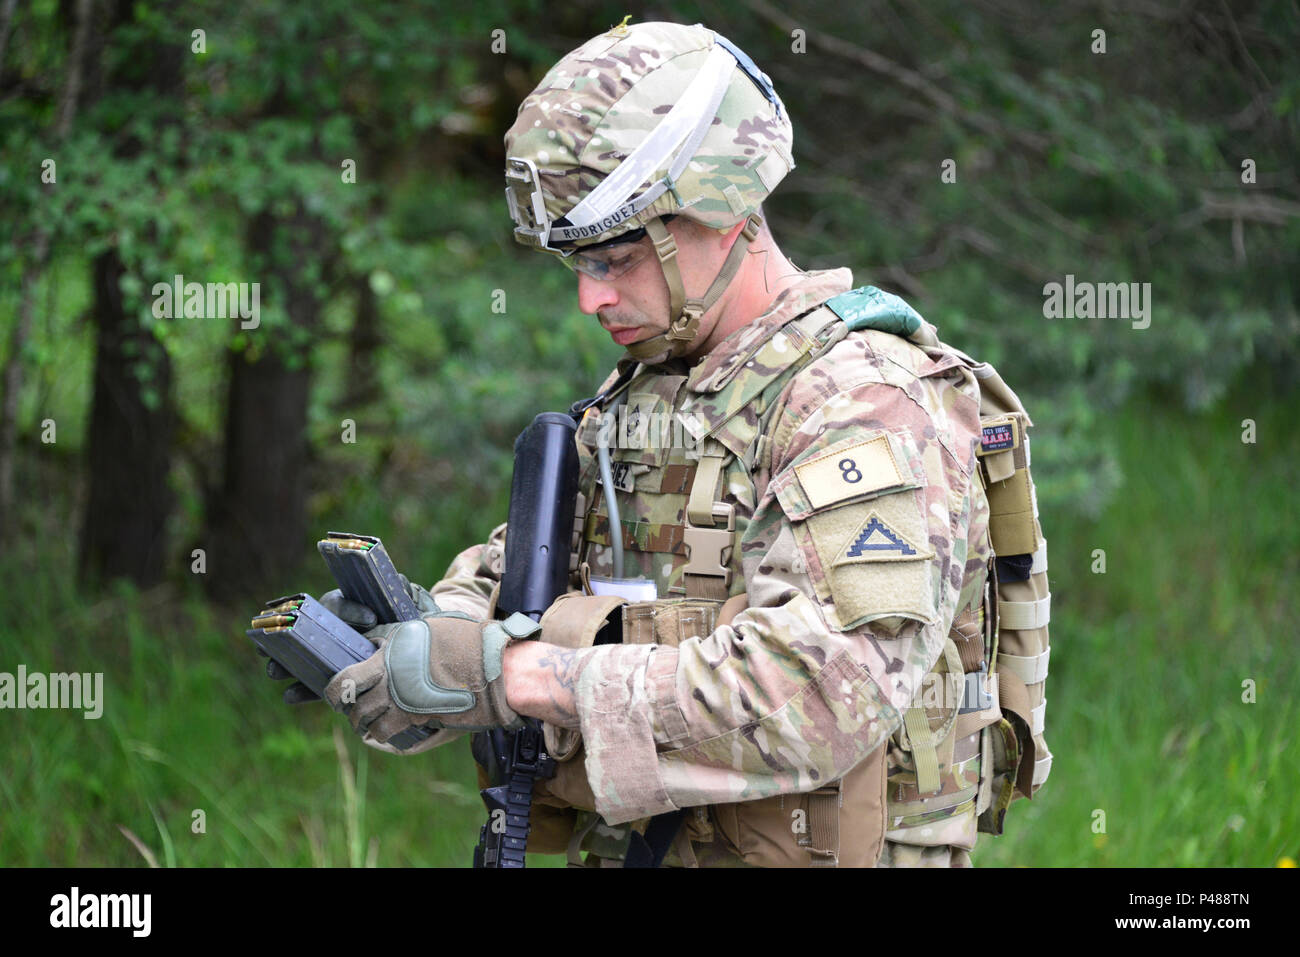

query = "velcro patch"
[799,486,939,629]
[834,510,935,566]
[794,434,905,511]
[977,416,1018,456]
[601,460,636,493]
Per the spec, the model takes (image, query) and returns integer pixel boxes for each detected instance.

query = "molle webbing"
[965,352,1053,828]
[674,304,849,600]
[682,439,733,600]
[871,318,1053,845]
[582,301,849,601]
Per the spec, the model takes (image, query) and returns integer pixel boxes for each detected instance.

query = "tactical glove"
[319,573,441,631]
[322,611,542,744]
[260,654,324,705]
[263,575,440,705]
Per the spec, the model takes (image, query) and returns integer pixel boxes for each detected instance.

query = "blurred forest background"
[1,0,1296,867]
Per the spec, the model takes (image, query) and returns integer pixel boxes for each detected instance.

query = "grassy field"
[1,381,1295,867]
[973,382,1298,867]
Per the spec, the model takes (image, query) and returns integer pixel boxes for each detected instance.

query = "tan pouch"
[710,743,888,867]
[533,743,601,812]
[976,716,1023,836]
[622,597,726,646]
[706,589,888,867]
[885,598,1004,850]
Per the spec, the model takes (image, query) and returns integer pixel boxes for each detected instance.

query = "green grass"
[0,569,491,867]
[972,383,1299,866]
[1,381,1295,867]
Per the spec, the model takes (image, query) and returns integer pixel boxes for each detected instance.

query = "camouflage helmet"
[504,21,794,361]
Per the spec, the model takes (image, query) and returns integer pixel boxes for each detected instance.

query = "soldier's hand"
[318,574,441,631]
[322,611,541,744]
[264,576,440,712]
[255,648,320,705]
[398,574,442,616]
[318,589,379,631]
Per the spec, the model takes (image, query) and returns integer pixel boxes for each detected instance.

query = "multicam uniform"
[413,19,1054,868]
[430,269,1040,867]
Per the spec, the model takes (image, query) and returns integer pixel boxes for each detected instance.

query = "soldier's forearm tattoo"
[533,646,583,728]
[503,642,592,729]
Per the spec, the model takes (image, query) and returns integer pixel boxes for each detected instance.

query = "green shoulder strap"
[824,285,923,337]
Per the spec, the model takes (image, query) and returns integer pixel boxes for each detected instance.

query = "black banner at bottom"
[0,865,1283,942]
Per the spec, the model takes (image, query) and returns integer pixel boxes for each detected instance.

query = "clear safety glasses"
[559,231,654,281]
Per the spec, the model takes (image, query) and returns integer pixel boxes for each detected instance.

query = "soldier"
[299,20,1052,867]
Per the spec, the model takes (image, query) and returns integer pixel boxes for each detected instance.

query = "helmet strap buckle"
[650,226,678,266]
[668,303,704,342]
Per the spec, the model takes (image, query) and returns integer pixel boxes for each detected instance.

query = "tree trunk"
[342,274,382,409]
[78,249,175,585]
[75,0,182,586]
[0,232,49,542]
[204,208,330,601]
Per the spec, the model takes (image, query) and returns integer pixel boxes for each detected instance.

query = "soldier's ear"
[681,217,745,254]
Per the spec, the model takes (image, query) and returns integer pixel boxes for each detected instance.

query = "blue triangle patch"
[835,510,933,565]
[848,517,915,556]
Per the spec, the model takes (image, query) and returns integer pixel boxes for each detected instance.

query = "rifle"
[470,411,581,868]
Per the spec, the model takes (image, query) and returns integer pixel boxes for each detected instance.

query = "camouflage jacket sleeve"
[572,329,989,824]
[427,521,509,619]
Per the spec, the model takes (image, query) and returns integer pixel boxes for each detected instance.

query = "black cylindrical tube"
[495,412,579,621]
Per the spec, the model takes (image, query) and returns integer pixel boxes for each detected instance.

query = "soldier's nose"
[576,271,619,315]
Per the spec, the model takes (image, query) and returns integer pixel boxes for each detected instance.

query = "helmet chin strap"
[624,213,764,364]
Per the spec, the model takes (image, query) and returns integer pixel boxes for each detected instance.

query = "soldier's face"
[575,218,732,352]
[576,234,666,347]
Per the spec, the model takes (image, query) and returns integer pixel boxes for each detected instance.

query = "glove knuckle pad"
[386,619,477,714]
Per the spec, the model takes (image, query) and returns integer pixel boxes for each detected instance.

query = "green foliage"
[5,1,1296,522]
